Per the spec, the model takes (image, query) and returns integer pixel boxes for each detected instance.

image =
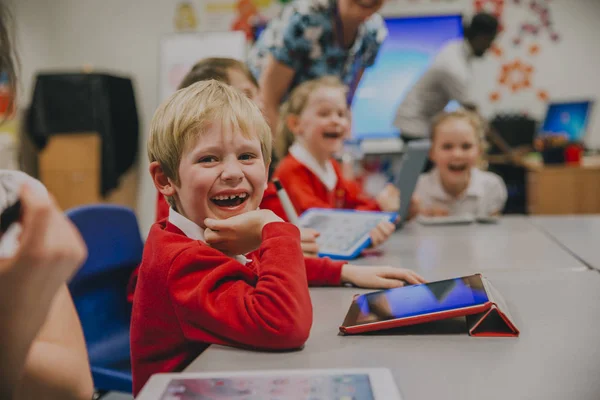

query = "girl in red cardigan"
[274,76,400,247]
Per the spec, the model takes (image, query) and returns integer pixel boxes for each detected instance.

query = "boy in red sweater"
[129,57,317,303]
[154,57,318,252]
[131,80,425,394]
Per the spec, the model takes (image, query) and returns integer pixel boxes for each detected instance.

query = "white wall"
[11,0,600,234]
[12,0,175,235]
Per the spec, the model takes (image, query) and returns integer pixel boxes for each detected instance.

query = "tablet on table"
[137,368,404,400]
[298,208,397,260]
[340,274,492,335]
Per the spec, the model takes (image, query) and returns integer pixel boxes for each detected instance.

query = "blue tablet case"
[298,208,397,260]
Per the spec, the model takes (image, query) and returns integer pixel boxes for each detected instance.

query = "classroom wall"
[382,0,600,146]
[11,0,174,235]
[10,0,600,235]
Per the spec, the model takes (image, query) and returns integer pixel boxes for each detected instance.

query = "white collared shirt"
[168,207,251,265]
[289,142,338,191]
[394,39,475,138]
[414,167,507,217]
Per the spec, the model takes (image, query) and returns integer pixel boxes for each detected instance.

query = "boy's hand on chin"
[204,210,283,256]
[340,265,427,289]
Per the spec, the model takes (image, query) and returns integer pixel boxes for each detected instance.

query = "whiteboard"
[158,31,247,103]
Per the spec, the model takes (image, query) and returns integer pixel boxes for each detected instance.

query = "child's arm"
[484,174,508,216]
[14,286,93,400]
[369,220,396,248]
[341,178,381,211]
[330,161,380,211]
[169,222,313,351]
[0,187,87,399]
[303,256,344,286]
[340,265,427,288]
[375,183,400,213]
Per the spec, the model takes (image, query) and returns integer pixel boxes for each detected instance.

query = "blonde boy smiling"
[130,80,425,394]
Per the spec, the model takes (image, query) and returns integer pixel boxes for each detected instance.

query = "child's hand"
[340,264,427,289]
[369,220,395,248]
[204,210,283,256]
[1,186,87,317]
[421,207,449,217]
[375,183,400,212]
[300,228,320,257]
[406,195,420,221]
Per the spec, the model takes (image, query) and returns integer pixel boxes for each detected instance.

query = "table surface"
[175,216,600,400]
[186,270,600,400]
[353,216,587,280]
[531,215,600,271]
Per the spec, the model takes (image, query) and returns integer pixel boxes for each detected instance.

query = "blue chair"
[67,204,143,395]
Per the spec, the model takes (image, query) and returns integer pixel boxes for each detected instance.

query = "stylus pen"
[273,179,300,226]
[0,199,21,234]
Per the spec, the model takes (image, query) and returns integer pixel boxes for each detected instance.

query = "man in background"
[393,12,499,142]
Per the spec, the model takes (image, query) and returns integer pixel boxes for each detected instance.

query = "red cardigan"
[130,220,343,394]
[274,155,380,216]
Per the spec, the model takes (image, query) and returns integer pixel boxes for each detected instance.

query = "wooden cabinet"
[527,165,600,214]
[38,132,138,211]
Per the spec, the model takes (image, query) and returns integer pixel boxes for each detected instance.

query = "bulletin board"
[158,31,247,102]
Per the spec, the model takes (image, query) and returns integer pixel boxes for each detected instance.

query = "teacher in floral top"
[247,0,388,135]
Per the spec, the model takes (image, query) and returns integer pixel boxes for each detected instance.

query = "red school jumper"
[131,184,288,302]
[274,152,380,216]
[130,220,344,394]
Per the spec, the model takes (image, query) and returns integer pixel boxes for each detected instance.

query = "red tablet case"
[466,276,519,337]
[339,274,519,337]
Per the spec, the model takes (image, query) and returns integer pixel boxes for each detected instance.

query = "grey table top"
[186,269,600,400]
[531,215,600,271]
[351,216,587,279]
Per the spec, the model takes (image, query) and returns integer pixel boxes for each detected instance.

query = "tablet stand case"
[465,276,519,337]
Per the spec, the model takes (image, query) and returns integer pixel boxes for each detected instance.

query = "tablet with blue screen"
[298,208,397,260]
[340,274,492,334]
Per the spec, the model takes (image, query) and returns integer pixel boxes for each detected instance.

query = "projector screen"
[351,14,464,140]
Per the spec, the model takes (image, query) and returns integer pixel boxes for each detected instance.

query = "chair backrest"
[67,204,143,369]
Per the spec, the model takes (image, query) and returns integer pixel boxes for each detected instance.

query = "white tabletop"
[531,215,600,271]
[353,216,587,279]
[185,269,600,400]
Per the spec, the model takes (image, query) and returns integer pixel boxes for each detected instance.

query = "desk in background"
[486,154,600,215]
[353,216,586,279]
[526,164,600,215]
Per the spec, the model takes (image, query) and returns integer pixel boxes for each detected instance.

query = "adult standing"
[393,12,499,142]
[248,0,388,136]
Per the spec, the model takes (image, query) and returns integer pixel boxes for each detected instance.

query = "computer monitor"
[539,100,594,142]
[351,14,464,140]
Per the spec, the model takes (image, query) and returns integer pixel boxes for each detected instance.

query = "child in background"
[414,109,507,217]
[131,80,425,394]
[273,76,400,247]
